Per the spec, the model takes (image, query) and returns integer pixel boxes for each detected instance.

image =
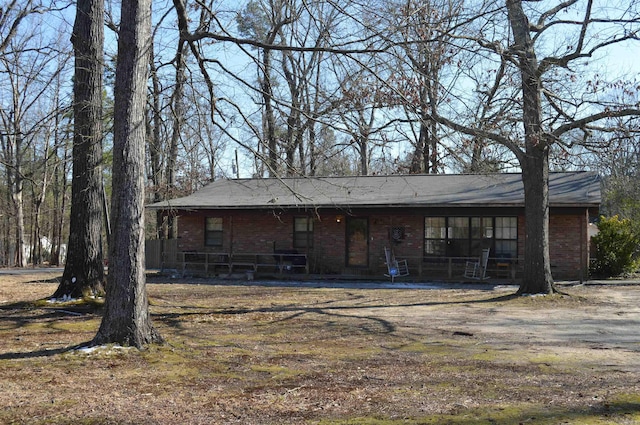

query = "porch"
[145,239,519,281]
[146,240,309,277]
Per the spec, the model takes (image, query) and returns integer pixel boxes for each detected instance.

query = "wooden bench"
[176,251,308,276]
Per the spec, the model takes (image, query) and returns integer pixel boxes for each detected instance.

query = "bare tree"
[237,0,293,176]
[93,0,162,347]
[50,113,72,266]
[383,0,464,174]
[147,19,187,239]
[0,8,69,268]
[146,0,228,241]
[0,0,48,55]
[53,0,106,298]
[427,0,640,293]
[588,117,640,225]
[333,65,382,176]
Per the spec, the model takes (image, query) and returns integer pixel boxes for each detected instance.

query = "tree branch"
[552,108,640,138]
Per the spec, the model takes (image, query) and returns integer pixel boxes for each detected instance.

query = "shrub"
[590,215,640,277]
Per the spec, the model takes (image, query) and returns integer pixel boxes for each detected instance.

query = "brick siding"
[172,207,590,280]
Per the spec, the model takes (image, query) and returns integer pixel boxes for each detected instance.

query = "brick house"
[147,172,600,280]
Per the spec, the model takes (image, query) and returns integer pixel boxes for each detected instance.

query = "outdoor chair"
[464,248,490,280]
[384,247,409,282]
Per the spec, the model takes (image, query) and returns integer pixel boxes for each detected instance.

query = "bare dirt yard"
[1,271,639,424]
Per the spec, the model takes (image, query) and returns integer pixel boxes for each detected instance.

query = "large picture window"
[205,217,223,247]
[293,217,314,249]
[424,216,517,259]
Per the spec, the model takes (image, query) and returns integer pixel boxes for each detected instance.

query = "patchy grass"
[1,272,639,424]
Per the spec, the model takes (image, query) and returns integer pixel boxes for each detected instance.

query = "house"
[146,172,600,280]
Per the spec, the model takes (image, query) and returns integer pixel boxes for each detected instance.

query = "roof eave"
[149,202,597,211]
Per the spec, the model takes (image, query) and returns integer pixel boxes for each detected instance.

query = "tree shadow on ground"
[0,290,524,361]
[152,292,523,343]
[0,299,101,360]
[0,344,86,360]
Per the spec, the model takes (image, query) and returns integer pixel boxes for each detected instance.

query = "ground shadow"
[0,286,528,361]
[0,343,88,360]
[152,291,523,344]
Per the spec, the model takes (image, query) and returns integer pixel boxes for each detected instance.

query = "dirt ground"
[1,271,639,424]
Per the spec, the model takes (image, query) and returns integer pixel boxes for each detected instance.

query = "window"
[424,217,446,256]
[424,216,517,259]
[293,217,313,249]
[471,217,493,254]
[494,217,517,259]
[448,217,470,257]
[205,217,223,247]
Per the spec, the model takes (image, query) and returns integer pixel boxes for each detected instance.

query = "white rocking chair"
[464,248,490,280]
[384,247,409,282]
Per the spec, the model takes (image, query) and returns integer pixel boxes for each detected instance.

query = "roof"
[147,172,601,211]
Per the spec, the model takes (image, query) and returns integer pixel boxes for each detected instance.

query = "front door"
[346,217,368,267]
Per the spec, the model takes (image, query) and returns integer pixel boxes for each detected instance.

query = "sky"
[21,0,640,179]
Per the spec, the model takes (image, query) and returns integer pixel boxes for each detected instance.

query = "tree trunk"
[261,48,278,177]
[519,153,555,294]
[148,41,167,240]
[93,0,162,348]
[32,138,51,265]
[12,179,25,268]
[307,119,316,176]
[51,137,70,266]
[358,136,368,176]
[165,40,186,238]
[507,0,555,294]
[6,114,26,267]
[53,0,105,298]
[410,121,426,173]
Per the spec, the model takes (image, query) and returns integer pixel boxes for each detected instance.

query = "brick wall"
[172,207,590,280]
[548,211,588,280]
[312,214,345,274]
[177,211,293,253]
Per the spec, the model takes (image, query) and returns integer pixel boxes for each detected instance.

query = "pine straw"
[1,272,639,424]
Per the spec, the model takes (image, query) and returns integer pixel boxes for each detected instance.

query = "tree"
[147,17,186,240]
[508,0,638,293]
[333,64,383,175]
[384,0,462,174]
[237,0,292,176]
[93,0,162,347]
[591,215,639,277]
[49,111,72,266]
[427,0,640,294]
[592,119,640,232]
[0,0,46,55]
[0,6,70,268]
[52,0,106,298]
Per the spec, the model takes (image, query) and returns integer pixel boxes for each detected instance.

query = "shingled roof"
[147,172,601,210]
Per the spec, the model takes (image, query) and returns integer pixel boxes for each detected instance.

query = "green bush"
[590,215,640,277]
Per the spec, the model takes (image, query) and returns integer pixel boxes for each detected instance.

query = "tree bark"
[148,41,167,240]
[166,40,186,238]
[262,48,278,177]
[51,135,70,266]
[507,0,555,294]
[12,166,25,268]
[519,151,554,294]
[53,0,105,298]
[93,0,162,347]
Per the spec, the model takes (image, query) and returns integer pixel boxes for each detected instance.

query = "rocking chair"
[464,248,490,280]
[384,247,409,282]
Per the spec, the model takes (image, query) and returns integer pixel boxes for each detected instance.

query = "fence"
[145,239,178,269]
